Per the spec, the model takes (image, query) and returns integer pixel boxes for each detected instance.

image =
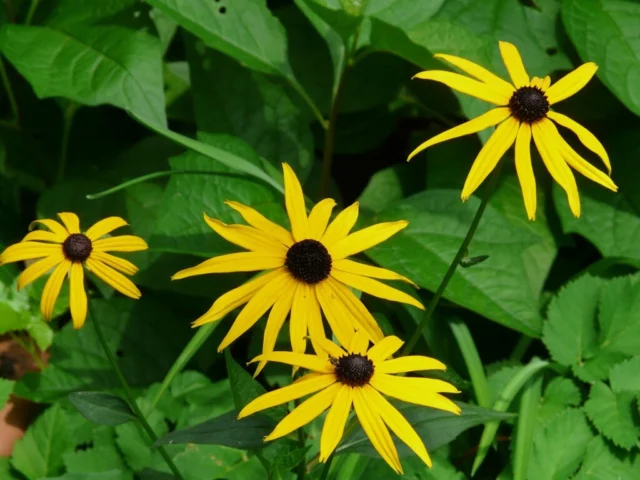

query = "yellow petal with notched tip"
[546,63,597,105]
[321,202,359,248]
[1,242,61,265]
[283,163,308,241]
[542,76,551,90]
[85,217,128,241]
[515,123,537,221]
[377,356,447,375]
[172,252,284,280]
[366,336,404,363]
[332,259,417,286]
[225,201,294,247]
[86,258,141,299]
[311,336,347,359]
[17,252,64,290]
[370,374,461,415]
[320,385,353,461]
[348,329,369,355]
[413,70,510,106]
[307,199,336,240]
[434,53,515,97]
[203,215,287,255]
[58,212,81,234]
[69,263,87,329]
[498,41,529,88]
[93,235,148,253]
[90,251,138,276]
[41,260,71,320]
[329,221,408,260]
[330,270,424,310]
[249,351,333,373]
[530,77,543,88]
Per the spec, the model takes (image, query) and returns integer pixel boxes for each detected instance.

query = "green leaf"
[42,472,132,480]
[358,163,426,214]
[610,357,640,393]
[573,436,639,480]
[69,392,136,426]
[527,408,592,480]
[537,377,582,425]
[584,382,640,450]
[63,444,130,477]
[11,403,73,480]
[0,378,14,410]
[0,25,166,127]
[450,320,491,408]
[46,0,153,30]
[513,375,542,480]
[562,0,640,116]
[168,444,265,480]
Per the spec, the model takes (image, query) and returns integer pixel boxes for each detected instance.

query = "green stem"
[290,79,326,129]
[57,102,78,183]
[403,168,501,355]
[510,335,533,362]
[319,455,333,480]
[318,71,347,199]
[88,300,185,480]
[24,0,39,24]
[0,57,20,125]
[296,426,306,480]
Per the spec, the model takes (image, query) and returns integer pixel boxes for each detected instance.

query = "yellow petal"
[90,251,139,276]
[329,221,408,260]
[332,259,417,286]
[515,123,537,220]
[58,212,81,234]
[366,336,404,363]
[530,77,542,88]
[249,351,333,373]
[172,252,284,280]
[321,202,359,248]
[413,70,510,105]
[225,201,294,247]
[22,230,64,243]
[29,219,68,239]
[541,76,551,91]
[315,280,358,348]
[17,252,64,290]
[546,62,598,105]
[41,259,71,320]
[311,335,347,359]
[461,116,519,200]
[377,356,447,375]
[307,199,336,240]
[203,215,287,256]
[532,119,581,217]
[408,107,511,161]
[434,53,515,97]
[320,385,354,461]
[92,235,148,253]
[353,387,403,474]
[239,373,336,418]
[86,258,141,299]
[331,270,424,310]
[283,163,308,241]
[69,262,87,329]
[498,41,529,88]
[348,329,370,355]
[306,286,327,358]
[0,242,62,265]
[365,385,432,468]
[547,111,611,173]
[217,271,294,351]
[265,383,341,441]
[290,283,315,357]
[85,217,128,241]
[370,374,461,414]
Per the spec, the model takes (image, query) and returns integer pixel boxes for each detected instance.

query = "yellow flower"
[238,331,460,474]
[0,213,148,329]
[173,163,423,372]
[408,41,617,220]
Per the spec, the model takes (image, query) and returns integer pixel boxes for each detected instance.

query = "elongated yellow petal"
[307,199,336,240]
[546,63,598,105]
[320,385,353,461]
[331,270,424,310]
[86,258,141,299]
[365,385,432,468]
[238,373,336,419]
[326,278,384,343]
[306,286,327,358]
[515,123,537,220]
[17,252,64,290]
[173,252,284,280]
[283,163,308,241]
[265,383,341,441]
[541,76,551,91]
[434,53,515,97]
[29,219,68,239]
[58,212,81,234]
[93,235,148,253]
[69,263,87,329]
[462,117,519,200]
[225,201,294,247]
[377,356,447,375]
[329,221,408,260]
[353,387,403,474]
[408,107,511,161]
[310,335,347,359]
[530,77,543,88]
[41,260,71,320]
[532,120,581,217]
[85,217,128,241]
[90,251,138,276]
[22,230,64,243]
[370,374,461,414]
[366,336,404,363]
[547,111,611,173]
[413,70,510,105]
[1,242,62,265]
[315,280,357,348]
[332,259,416,286]
[498,41,529,88]
[217,271,294,351]
[291,283,316,356]
[203,215,287,255]
[348,329,369,355]
[321,202,359,248]
[249,351,333,373]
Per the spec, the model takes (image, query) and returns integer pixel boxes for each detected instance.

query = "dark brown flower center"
[508,86,549,123]
[331,354,374,387]
[63,233,92,262]
[285,239,332,284]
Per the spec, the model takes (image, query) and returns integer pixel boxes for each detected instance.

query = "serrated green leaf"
[42,471,132,480]
[538,377,582,425]
[610,357,640,393]
[69,392,136,426]
[0,378,15,410]
[573,436,639,480]
[63,444,130,476]
[166,444,265,480]
[585,382,640,450]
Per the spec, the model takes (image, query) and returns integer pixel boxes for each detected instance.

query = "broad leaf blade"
[69,391,136,426]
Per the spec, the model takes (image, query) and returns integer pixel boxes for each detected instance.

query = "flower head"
[173,163,423,373]
[0,213,148,328]
[409,41,617,220]
[238,331,460,474]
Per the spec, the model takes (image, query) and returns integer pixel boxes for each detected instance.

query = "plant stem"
[403,169,501,355]
[290,79,326,130]
[319,455,333,480]
[510,334,533,362]
[57,102,77,183]
[0,58,20,126]
[88,300,185,480]
[318,72,347,199]
[24,0,39,24]
[297,426,306,480]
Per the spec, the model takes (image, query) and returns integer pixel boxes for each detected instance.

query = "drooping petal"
[238,373,336,419]
[225,201,294,247]
[315,280,358,348]
[307,199,336,240]
[330,270,424,310]
[29,219,68,239]
[250,351,333,373]
[283,163,308,241]
[86,258,142,299]
[311,336,347,359]
[306,286,327,357]
[366,336,404,363]
[514,123,537,220]
[329,221,408,260]
[41,260,71,320]
[498,41,529,88]
[58,212,81,234]
[408,107,511,161]
[349,329,370,355]
[370,374,461,414]
[203,215,287,256]
[413,70,510,105]
[90,251,138,276]
[0,242,62,265]
[461,117,519,200]
[320,385,354,461]
[377,356,447,375]
[546,63,598,105]
[17,252,64,290]
[172,252,284,280]
[332,259,417,286]
[22,230,64,244]
[85,217,128,241]
[69,263,87,329]
[434,53,515,97]
[290,283,317,357]
[92,235,148,253]
[321,202,359,248]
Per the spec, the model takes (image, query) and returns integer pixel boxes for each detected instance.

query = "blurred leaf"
[46,0,153,30]
[610,357,640,393]
[69,392,136,426]
[573,436,639,480]
[167,444,265,480]
[63,444,130,477]
[537,377,582,425]
[358,163,426,214]
[42,472,132,480]
[0,378,14,410]
[585,382,640,450]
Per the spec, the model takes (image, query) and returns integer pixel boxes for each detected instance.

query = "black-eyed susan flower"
[238,331,460,474]
[173,163,423,372]
[408,41,617,220]
[0,213,148,329]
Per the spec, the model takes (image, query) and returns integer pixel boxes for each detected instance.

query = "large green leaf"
[43,472,132,480]
[609,357,640,393]
[46,0,153,30]
[537,377,582,425]
[69,392,136,426]
[573,436,640,480]
[562,0,640,116]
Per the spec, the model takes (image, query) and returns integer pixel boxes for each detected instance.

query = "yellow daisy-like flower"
[408,41,618,220]
[239,331,460,474]
[173,163,423,372]
[0,213,148,329]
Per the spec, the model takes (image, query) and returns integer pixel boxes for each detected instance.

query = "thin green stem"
[290,79,326,129]
[24,0,39,24]
[450,320,490,408]
[319,455,333,480]
[0,57,20,125]
[296,426,306,480]
[403,168,501,355]
[57,102,78,183]
[88,300,185,480]
[318,74,345,199]
[510,334,533,362]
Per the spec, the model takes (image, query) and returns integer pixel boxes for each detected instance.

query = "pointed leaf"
[69,392,136,426]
